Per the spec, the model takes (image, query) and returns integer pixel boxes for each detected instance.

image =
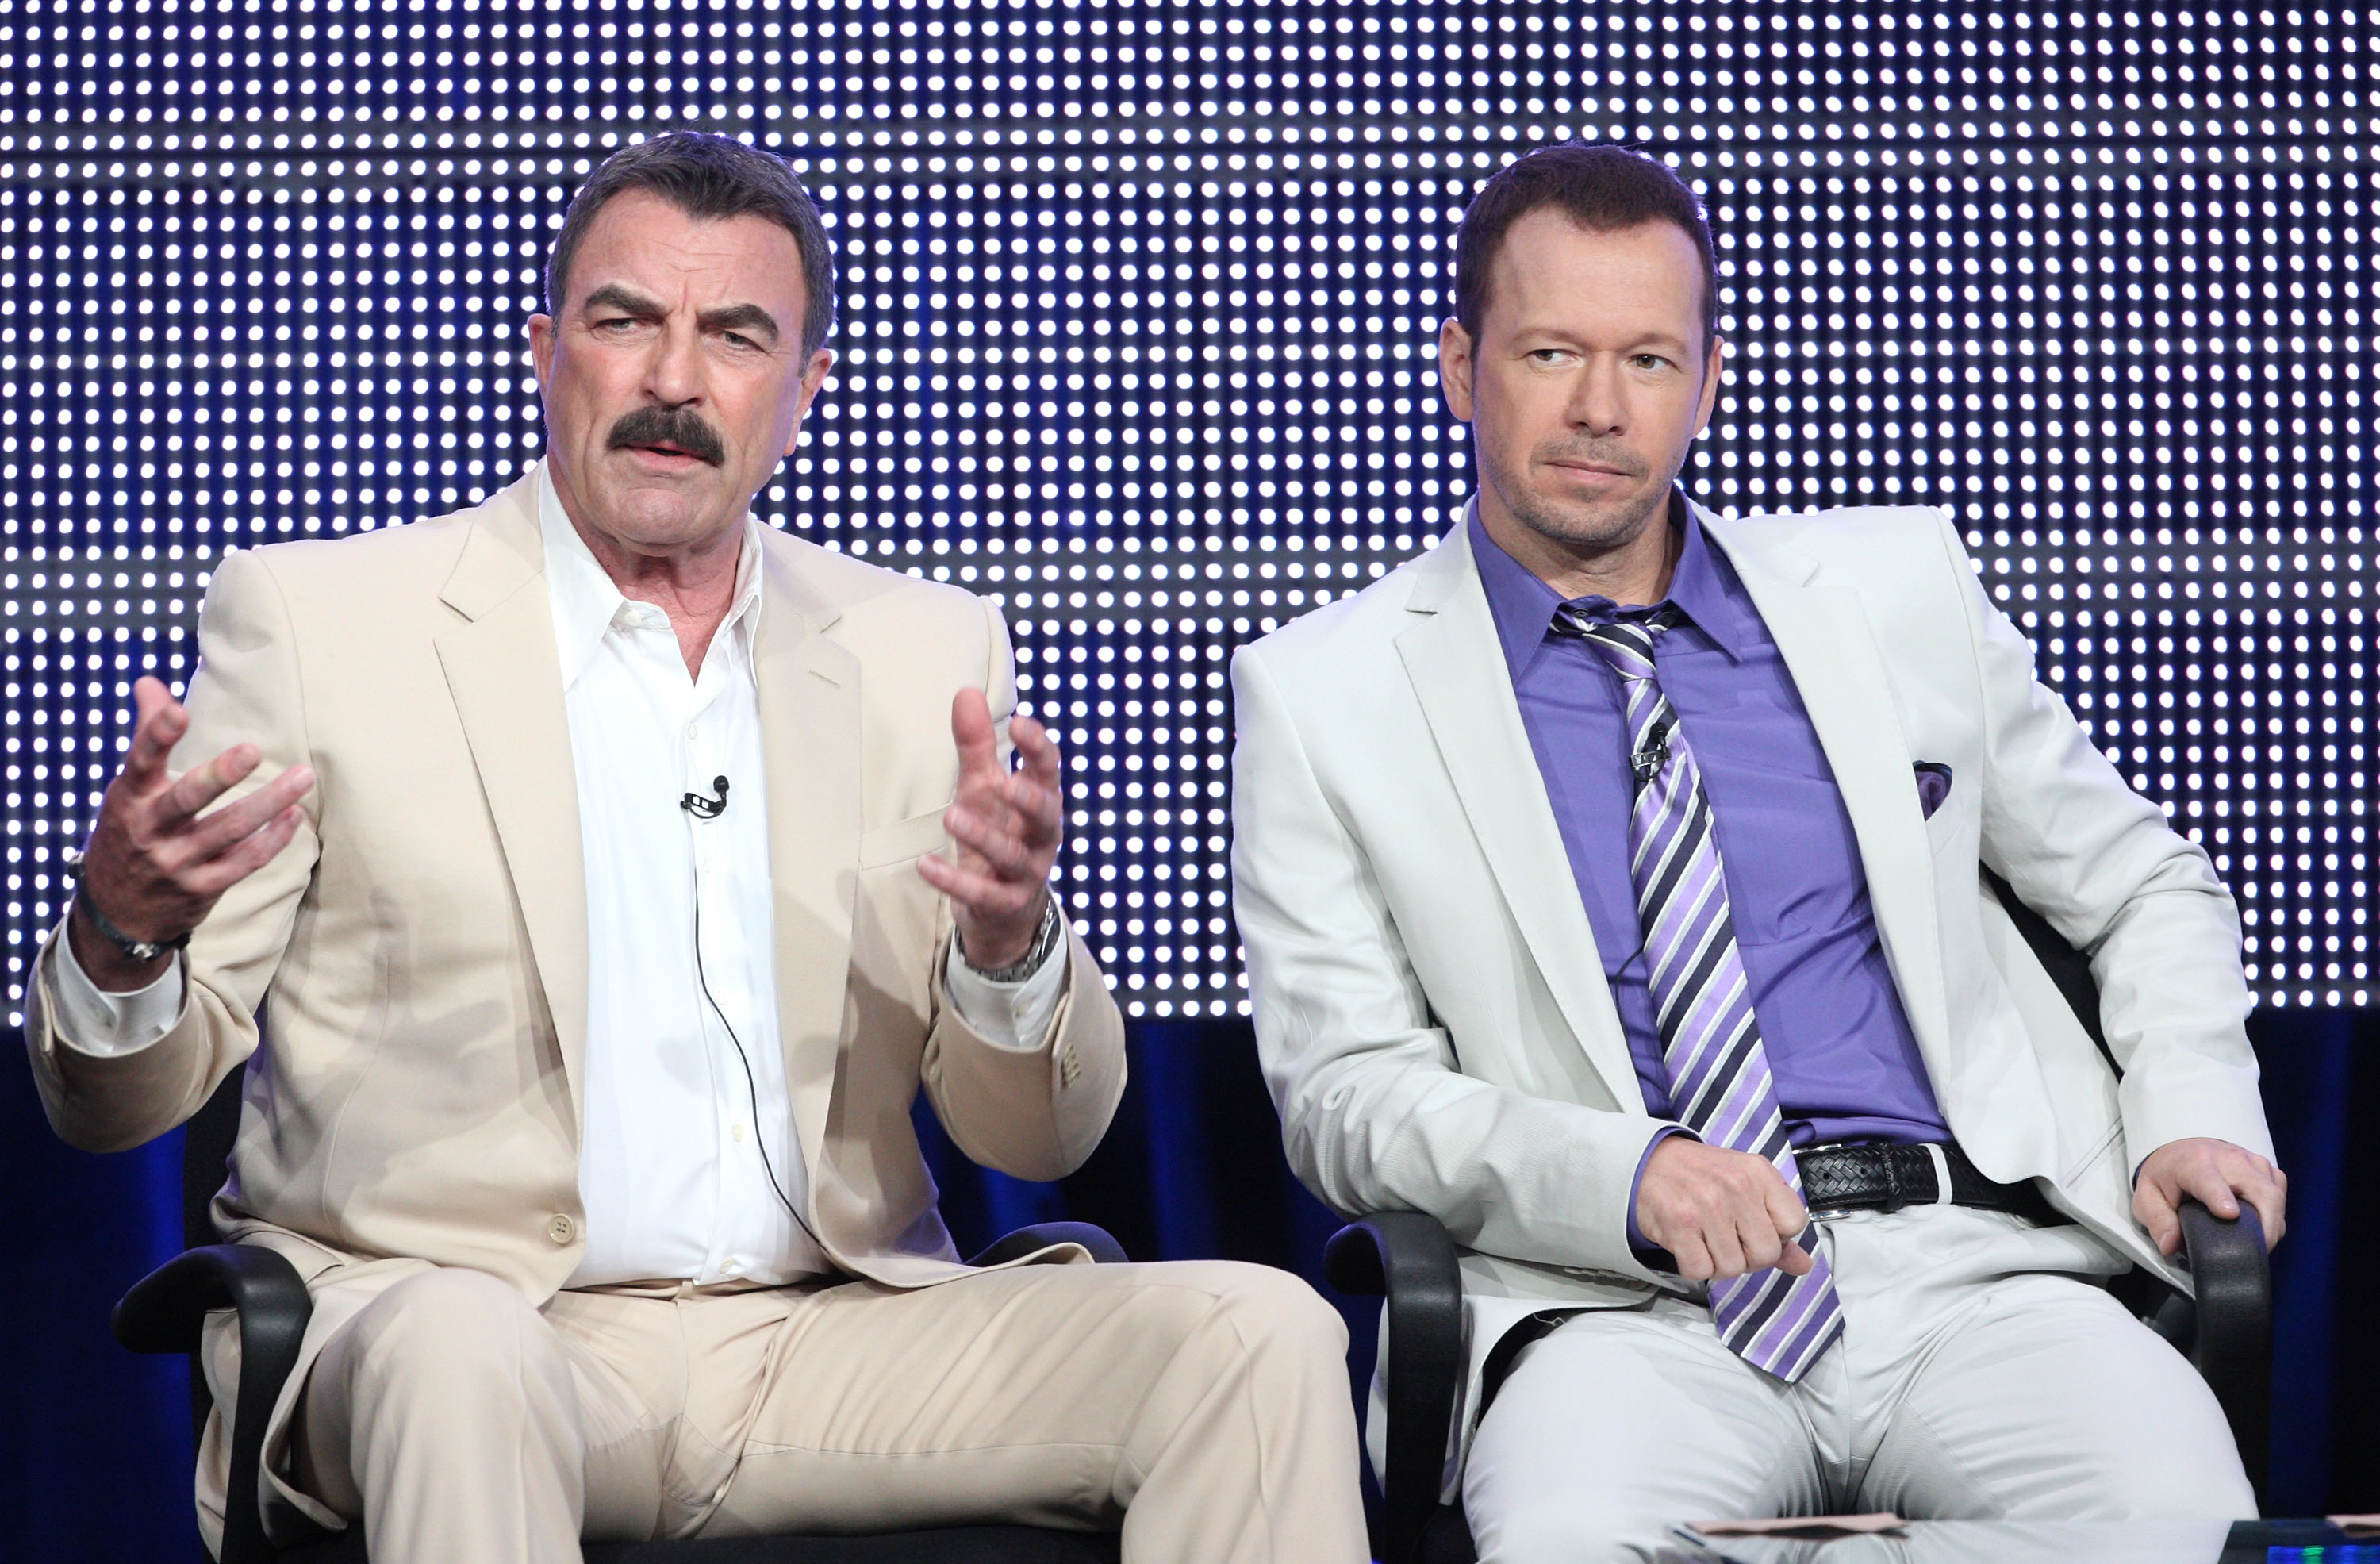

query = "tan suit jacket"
[25,467,1127,1298]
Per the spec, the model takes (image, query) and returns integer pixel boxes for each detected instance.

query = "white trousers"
[1462,1205,2255,1564]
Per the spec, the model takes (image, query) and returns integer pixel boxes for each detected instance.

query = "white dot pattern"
[0,2,2370,1024]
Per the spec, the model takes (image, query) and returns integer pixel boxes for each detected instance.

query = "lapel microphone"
[680,775,731,820]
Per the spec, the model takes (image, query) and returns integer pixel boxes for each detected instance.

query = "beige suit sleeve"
[916,597,1127,1182]
[1939,515,2272,1165]
[24,549,321,1153]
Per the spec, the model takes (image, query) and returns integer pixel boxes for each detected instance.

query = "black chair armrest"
[114,1244,314,1564]
[2178,1197,2271,1509]
[1326,1214,1463,1564]
[968,1222,1129,1268]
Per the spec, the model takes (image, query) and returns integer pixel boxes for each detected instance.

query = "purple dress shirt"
[1471,500,1952,1158]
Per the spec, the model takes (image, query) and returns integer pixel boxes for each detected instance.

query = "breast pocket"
[859,808,952,869]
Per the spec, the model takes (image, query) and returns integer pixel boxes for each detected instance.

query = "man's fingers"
[2178,1164,2244,1222]
[2132,1178,2182,1257]
[950,689,1003,784]
[182,806,307,897]
[119,678,190,790]
[181,767,316,861]
[152,744,264,826]
[1665,1231,1715,1285]
[944,804,1039,882]
[916,850,1045,914]
[1775,1239,1818,1278]
[1011,713,1064,790]
[1764,1174,1810,1243]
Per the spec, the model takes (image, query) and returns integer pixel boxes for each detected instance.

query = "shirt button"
[546,1213,578,1245]
[687,722,700,740]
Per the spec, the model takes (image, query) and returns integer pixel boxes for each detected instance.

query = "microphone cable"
[681,775,825,1255]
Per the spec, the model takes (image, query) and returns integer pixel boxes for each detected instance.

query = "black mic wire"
[683,790,823,1255]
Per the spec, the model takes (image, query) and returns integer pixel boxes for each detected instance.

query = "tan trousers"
[274,1258,1368,1564]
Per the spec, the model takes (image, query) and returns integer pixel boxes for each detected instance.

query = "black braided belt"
[1798,1142,2062,1225]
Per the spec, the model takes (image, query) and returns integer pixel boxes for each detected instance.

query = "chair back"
[186,1068,246,1249]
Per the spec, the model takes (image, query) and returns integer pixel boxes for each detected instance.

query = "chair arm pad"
[969,1221,1130,1267]
[113,1243,313,1356]
[2178,1196,2271,1504]
[113,1245,314,1564]
[1326,1214,1464,1564]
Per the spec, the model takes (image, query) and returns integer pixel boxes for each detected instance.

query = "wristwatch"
[71,876,190,964]
[960,896,1063,985]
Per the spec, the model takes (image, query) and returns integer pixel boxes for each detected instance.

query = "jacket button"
[547,1213,578,1244]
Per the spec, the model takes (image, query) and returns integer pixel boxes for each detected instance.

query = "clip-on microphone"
[681,775,731,820]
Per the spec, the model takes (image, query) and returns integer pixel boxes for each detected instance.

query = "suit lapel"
[751,532,863,1189]
[432,474,590,1114]
[1697,505,1955,1066]
[1395,526,1640,1107]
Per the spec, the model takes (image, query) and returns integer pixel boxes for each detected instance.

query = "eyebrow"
[578,286,783,348]
[698,302,782,346]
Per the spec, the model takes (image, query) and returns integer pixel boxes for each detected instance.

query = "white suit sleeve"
[1941,515,2271,1163]
[42,924,186,1059]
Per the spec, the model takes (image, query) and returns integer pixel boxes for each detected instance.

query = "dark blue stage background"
[5,1010,2378,1560]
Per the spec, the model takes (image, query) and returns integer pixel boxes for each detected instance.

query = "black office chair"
[113,1070,1127,1564]
[1326,874,2277,1564]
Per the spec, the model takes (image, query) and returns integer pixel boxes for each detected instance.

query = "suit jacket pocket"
[860,808,952,868]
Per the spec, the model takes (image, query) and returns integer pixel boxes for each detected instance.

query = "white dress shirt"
[48,468,1068,1287]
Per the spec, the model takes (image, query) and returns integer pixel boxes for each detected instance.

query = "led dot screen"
[1,0,2372,1030]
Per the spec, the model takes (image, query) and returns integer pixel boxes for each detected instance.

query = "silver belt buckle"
[1799,1140,1857,1222]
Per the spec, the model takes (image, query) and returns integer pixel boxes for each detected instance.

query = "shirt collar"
[1468,489,1758,672]
[537,463,766,690]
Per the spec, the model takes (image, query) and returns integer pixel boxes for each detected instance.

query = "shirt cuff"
[943,924,1070,1054]
[45,923,186,1059]
[1626,1124,1695,1252]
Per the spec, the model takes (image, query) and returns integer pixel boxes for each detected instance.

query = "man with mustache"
[1232,144,2282,1559]
[25,133,1367,1562]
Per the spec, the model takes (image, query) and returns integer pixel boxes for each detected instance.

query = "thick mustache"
[606,405,726,467]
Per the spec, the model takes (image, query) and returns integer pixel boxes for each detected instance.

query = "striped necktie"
[1553,603,1844,1383]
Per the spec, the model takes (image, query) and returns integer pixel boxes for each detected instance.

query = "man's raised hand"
[919,688,1064,972]
[67,676,315,992]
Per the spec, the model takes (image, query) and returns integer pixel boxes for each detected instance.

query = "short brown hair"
[1452,144,1718,351]
[545,131,839,360]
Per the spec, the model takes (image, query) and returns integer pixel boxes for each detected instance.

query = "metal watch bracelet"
[960,895,1062,985]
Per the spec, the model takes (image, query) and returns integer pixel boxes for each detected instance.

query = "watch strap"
[73,879,190,964]
[960,896,1063,985]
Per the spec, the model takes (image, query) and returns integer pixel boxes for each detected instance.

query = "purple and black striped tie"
[1554,604,1844,1383]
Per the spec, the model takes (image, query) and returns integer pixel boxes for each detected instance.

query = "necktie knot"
[1551,603,1680,681]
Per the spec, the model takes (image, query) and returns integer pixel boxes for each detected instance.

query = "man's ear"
[780,348,836,459]
[1691,334,1727,440]
[528,313,557,396]
[1438,317,1476,425]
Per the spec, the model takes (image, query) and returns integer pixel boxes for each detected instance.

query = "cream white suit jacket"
[1230,499,2271,1458]
[25,469,1127,1296]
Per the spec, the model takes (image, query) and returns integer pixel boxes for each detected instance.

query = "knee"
[344,1266,548,1388]
[1193,1261,1349,1366]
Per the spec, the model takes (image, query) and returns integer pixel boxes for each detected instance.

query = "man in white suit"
[1231,144,2287,1560]
[30,133,1368,1562]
